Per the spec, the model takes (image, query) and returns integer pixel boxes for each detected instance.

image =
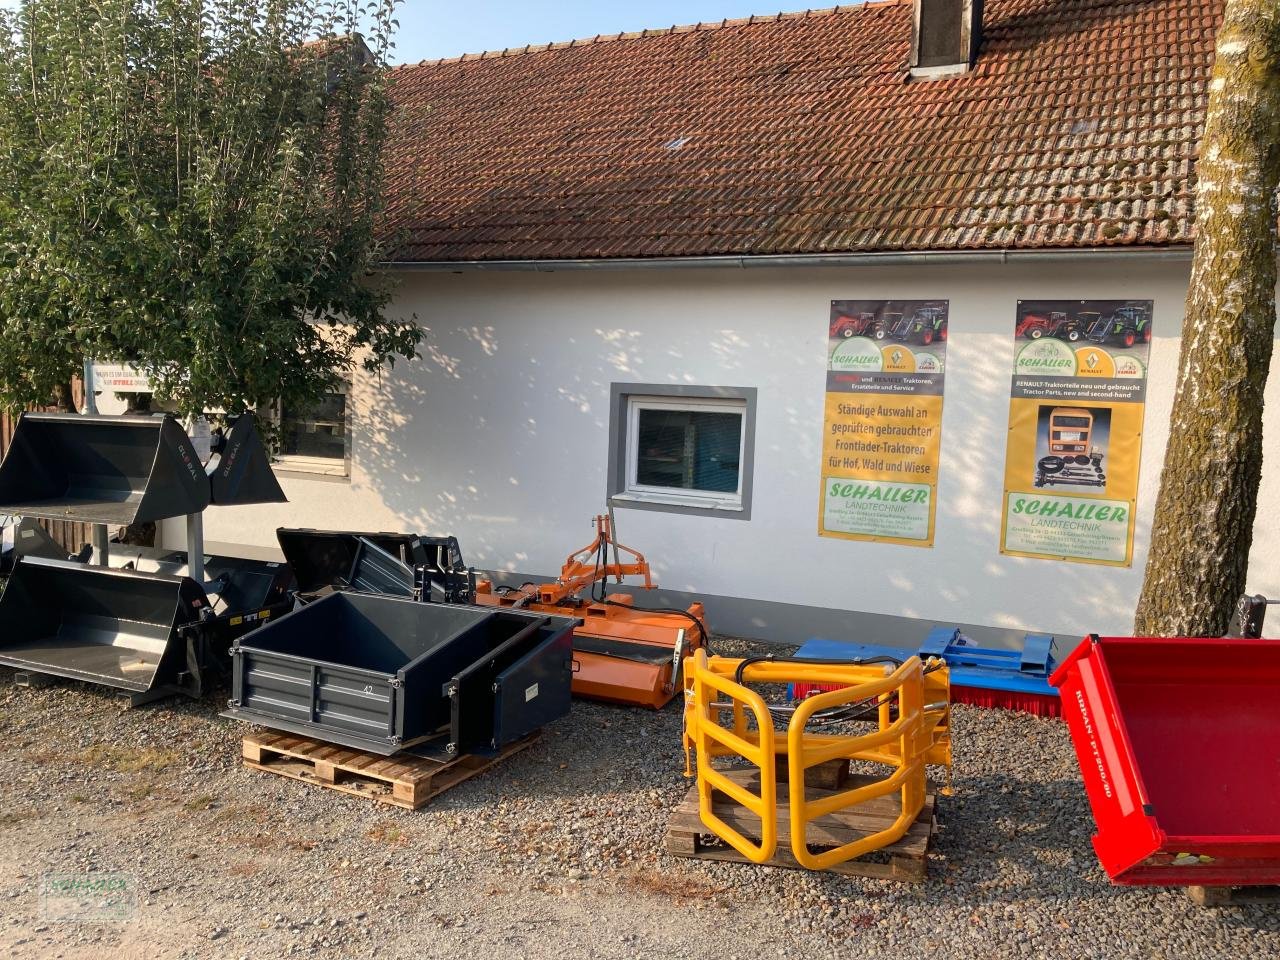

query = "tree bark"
[1134,1,1280,636]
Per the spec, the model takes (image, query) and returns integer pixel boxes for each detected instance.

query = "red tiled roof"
[381,0,1220,262]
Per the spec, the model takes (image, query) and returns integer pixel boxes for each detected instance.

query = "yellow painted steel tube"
[802,759,918,821]
[688,651,777,863]
[685,652,943,873]
[799,710,916,767]
[700,658,901,688]
[701,765,768,815]
[783,660,926,870]
[786,659,928,868]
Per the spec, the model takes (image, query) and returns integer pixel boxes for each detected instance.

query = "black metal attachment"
[276,528,475,604]
[1230,594,1272,639]
[206,414,287,506]
[1,516,82,575]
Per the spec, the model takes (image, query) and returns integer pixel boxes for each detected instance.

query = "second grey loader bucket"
[0,413,210,525]
[0,557,210,699]
[224,591,576,755]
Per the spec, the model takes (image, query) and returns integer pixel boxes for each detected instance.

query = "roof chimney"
[910,0,982,79]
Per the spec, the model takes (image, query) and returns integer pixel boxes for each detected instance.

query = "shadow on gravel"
[923,770,1280,932]
[431,699,691,809]
[931,771,1114,895]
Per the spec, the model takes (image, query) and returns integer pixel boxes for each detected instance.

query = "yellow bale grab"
[682,650,951,872]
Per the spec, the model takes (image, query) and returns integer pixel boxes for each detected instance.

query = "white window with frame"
[610,387,755,516]
[270,384,350,478]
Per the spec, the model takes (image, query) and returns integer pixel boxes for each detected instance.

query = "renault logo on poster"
[1000,300,1153,566]
[819,300,949,547]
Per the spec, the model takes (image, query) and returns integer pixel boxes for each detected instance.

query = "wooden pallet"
[1188,885,1280,907]
[665,767,936,881]
[242,731,539,810]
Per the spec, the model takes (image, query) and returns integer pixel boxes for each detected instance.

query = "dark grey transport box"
[225,592,575,756]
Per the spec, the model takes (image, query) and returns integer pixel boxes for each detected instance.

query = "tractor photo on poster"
[1014,300,1151,377]
[829,300,949,369]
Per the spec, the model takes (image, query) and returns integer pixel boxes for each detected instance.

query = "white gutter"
[381,246,1195,272]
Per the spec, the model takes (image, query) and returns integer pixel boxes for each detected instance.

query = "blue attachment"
[792,629,1060,700]
[784,638,914,700]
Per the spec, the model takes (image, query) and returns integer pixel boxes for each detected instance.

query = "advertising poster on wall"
[819,300,948,547]
[1000,300,1153,566]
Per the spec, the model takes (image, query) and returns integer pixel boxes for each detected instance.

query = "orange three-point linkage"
[533,514,654,606]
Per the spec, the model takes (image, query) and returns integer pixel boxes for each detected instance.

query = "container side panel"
[1107,642,1280,837]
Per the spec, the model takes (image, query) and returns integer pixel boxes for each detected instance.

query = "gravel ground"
[0,639,1277,960]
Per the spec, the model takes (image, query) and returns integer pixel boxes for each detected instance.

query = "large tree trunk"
[1134,1,1280,637]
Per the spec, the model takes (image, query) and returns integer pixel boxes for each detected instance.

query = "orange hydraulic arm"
[530,514,653,606]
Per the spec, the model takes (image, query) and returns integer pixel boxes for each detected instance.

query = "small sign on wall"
[819,300,949,548]
[90,362,152,394]
[999,300,1153,566]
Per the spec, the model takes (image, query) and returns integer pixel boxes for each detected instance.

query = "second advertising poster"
[1000,300,1153,566]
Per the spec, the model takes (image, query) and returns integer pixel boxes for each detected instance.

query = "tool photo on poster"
[820,300,949,547]
[1034,405,1109,490]
[1000,300,1152,567]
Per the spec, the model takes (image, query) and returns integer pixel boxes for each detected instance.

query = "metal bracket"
[665,628,687,694]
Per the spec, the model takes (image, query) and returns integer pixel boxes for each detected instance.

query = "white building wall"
[184,257,1280,638]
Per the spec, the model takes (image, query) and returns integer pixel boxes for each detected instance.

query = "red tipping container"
[1051,635,1280,886]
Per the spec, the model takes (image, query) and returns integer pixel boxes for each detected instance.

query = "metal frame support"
[186,513,205,583]
[91,525,109,567]
[82,360,110,566]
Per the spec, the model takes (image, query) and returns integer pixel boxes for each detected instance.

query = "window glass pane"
[280,393,346,460]
[635,408,741,494]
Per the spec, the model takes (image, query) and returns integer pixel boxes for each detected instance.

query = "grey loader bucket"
[0,413,210,524]
[0,557,209,699]
[0,413,290,702]
[206,414,287,506]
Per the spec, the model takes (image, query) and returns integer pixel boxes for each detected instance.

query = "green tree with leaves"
[1134,0,1280,636]
[0,0,419,417]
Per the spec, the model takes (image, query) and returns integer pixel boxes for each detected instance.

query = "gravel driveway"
[1,649,1277,960]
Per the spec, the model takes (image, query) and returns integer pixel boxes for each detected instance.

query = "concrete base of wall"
[200,537,1065,658]
[482,571,1065,658]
